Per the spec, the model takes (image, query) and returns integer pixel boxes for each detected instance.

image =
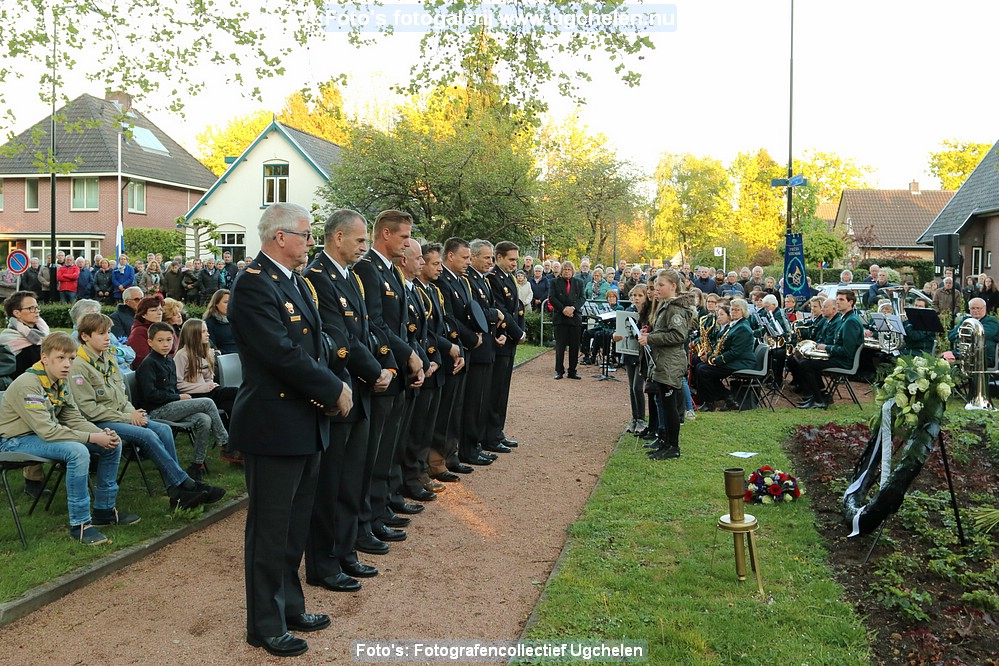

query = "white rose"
[908,382,919,395]
[917,378,930,391]
[914,357,926,367]
[911,402,922,413]
[895,393,908,407]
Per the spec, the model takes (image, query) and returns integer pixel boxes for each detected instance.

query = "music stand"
[904,308,945,333]
[592,311,621,382]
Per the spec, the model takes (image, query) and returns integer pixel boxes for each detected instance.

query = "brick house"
[917,139,999,278]
[0,93,216,263]
[833,181,954,263]
[183,119,341,260]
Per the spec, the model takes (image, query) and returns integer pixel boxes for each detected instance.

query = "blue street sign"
[6,249,29,275]
[771,178,788,187]
[789,174,807,187]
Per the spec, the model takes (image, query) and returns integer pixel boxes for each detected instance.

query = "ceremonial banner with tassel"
[783,233,809,302]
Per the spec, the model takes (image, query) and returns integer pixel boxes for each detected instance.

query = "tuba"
[793,339,829,360]
[957,317,994,410]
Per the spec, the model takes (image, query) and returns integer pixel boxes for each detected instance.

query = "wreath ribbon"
[845,398,894,537]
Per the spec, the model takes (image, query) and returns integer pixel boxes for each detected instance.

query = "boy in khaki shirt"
[0,332,139,544]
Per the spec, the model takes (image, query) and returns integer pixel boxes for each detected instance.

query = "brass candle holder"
[717,468,764,595]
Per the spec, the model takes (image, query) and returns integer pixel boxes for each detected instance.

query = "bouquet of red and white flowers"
[744,465,802,504]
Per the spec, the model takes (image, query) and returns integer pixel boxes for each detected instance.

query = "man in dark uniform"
[430,238,479,476]
[304,209,394,593]
[229,203,352,658]
[416,242,461,486]
[393,238,439,502]
[351,210,425,551]
[461,239,507,464]
[485,241,526,451]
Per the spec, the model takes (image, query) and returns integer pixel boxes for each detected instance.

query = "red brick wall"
[0,176,203,258]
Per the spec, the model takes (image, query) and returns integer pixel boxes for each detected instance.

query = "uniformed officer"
[304,209,394,592]
[230,203,351,658]
[485,240,526,450]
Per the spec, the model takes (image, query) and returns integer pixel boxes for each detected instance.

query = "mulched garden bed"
[783,417,999,665]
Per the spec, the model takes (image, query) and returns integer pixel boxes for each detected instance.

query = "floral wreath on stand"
[744,465,803,504]
[841,354,956,537]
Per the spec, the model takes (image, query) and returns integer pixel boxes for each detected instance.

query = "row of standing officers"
[228,203,526,658]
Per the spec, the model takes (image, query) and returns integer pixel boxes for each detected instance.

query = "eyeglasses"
[17,306,40,313]
[279,229,313,242]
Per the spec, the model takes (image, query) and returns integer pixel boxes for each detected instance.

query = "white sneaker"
[635,419,647,431]
[685,410,696,421]
[625,419,636,433]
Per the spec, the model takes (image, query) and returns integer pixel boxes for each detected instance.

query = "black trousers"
[244,451,320,637]
[389,390,418,501]
[369,392,406,529]
[359,393,403,535]
[461,362,492,459]
[485,354,514,444]
[625,363,645,421]
[695,363,736,404]
[798,358,837,401]
[553,324,581,374]
[432,371,466,470]
[653,381,683,448]
[408,385,442,487]
[304,416,370,580]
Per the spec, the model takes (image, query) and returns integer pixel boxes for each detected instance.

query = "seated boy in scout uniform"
[0,332,139,545]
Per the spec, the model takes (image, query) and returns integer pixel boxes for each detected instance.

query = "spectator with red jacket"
[57,258,81,303]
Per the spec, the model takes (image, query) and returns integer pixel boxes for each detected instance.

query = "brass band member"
[761,294,790,387]
[947,297,999,367]
[901,297,937,356]
[797,289,864,409]
[694,298,756,411]
[638,269,690,460]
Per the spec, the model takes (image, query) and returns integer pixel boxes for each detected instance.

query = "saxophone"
[697,314,715,355]
[708,324,732,366]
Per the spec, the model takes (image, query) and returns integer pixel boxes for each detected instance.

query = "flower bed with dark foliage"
[784,416,999,665]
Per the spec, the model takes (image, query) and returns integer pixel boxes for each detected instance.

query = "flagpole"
[117,122,122,260]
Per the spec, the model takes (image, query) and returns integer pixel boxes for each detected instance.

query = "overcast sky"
[4,0,996,189]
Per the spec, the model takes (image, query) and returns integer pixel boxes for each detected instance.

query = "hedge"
[38,302,207,329]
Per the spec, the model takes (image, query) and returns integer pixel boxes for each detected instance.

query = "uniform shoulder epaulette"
[359,256,372,263]
[245,267,261,274]
[310,267,323,273]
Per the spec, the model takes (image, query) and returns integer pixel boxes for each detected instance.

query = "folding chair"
[0,452,57,547]
[121,370,203,469]
[729,344,775,412]
[822,345,864,410]
[216,353,243,388]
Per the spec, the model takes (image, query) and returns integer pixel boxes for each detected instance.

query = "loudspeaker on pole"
[933,233,961,267]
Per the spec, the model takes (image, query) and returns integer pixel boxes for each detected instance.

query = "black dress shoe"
[404,486,437,501]
[447,463,473,474]
[355,534,390,555]
[373,525,407,542]
[502,439,519,448]
[460,455,493,466]
[342,561,378,578]
[554,372,564,380]
[479,450,498,460]
[797,398,816,409]
[390,501,425,514]
[307,573,361,592]
[247,632,308,657]
[432,470,461,482]
[383,514,411,527]
[567,372,582,379]
[482,442,512,453]
[286,613,332,632]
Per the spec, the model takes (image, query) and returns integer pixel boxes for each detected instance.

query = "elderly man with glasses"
[110,286,144,341]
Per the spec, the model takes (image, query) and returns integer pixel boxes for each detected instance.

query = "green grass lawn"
[524,402,874,665]
[0,434,246,604]
[515,343,548,365]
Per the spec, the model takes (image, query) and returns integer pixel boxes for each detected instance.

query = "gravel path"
[0,351,627,664]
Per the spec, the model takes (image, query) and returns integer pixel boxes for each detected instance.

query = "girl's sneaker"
[685,410,697,421]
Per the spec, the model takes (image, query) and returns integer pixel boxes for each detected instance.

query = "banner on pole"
[783,233,809,301]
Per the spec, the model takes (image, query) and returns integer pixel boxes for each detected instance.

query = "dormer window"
[263,163,289,205]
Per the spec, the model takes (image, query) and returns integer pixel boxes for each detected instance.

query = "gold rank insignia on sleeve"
[246,267,261,274]
[310,267,322,273]
[379,345,390,355]
[337,347,348,359]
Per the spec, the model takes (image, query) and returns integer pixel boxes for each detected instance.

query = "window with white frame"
[128,180,146,213]
[27,239,101,263]
[218,231,246,262]
[71,177,99,210]
[25,178,39,211]
[263,163,289,205]
[972,247,983,276]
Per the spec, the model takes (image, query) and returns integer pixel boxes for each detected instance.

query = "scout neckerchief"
[26,361,69,408]
[77,344,117,386]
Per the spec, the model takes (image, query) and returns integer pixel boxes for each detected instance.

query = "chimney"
[106,91,132,113]
[909,180,920,195]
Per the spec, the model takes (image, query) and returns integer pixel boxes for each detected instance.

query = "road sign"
[6,249,29,275]
[789,174,808,187]
[713,247,724,257]
[770,178,788,187]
